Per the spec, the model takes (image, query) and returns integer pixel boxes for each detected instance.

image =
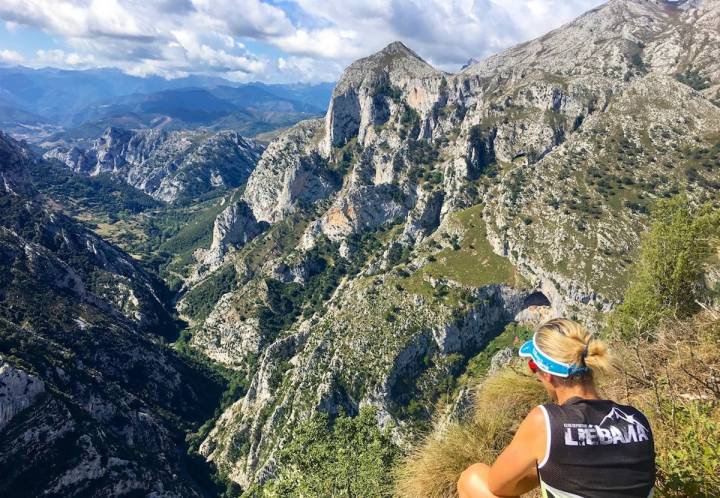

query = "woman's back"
[458,319,656,498]
[538,397,655,498]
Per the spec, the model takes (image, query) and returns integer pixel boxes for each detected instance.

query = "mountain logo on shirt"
[564,407,650,446]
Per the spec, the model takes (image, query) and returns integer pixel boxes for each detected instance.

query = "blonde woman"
[457,318,655,498]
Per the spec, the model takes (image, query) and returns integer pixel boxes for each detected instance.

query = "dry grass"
[394,307,720,498]
[393,369,547,498]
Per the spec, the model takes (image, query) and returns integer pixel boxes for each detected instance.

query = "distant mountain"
[59,85,327,139]
[0,66,335,141]
[43,126,264,203]
[0,66,229,120]
[251,82,335,110]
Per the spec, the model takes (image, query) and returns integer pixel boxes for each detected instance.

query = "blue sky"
[0,0,602,83]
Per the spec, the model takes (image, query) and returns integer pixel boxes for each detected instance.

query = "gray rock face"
[242,119,336,223]
[0,132,33,195]
[321,41,445,156]
[318,183,408,240]
[194,200,266,275]
[0,361,45,432]
[43,127,263,203]
[0,135,218,496]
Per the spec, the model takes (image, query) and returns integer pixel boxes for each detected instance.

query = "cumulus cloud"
[0,0,156,41]
[193,0,294,39]
[35,48,96,67]
[170,29,266,73]
[277,56,345,83]
[0,0,603,81]
[287,0,603,70]
[0,49,23,64]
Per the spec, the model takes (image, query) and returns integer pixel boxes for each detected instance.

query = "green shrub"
[657,403,720,497]
[262,408,399,497]
[676,70,711,91]
[182,264,237,321]
[611,195,719,337]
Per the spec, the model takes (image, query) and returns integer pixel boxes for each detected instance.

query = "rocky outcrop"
[321,42,445,156]
[317,183,408,240]
[0,132,33,195]
[242,119,336,223]
[200,278,545,487]
[0,361,45,432]
[43,127,263,203]
[194,200,267,276]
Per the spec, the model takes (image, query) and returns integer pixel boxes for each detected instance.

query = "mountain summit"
[463,0,720,88]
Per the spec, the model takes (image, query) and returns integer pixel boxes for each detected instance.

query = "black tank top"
[537,397,655,498]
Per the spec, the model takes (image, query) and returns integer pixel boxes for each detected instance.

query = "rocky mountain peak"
[462,0,720,90]
[376,41,425,62]
[321,40,444,155]
[336,40,440,91]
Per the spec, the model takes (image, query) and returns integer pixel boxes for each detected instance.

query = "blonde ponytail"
[535,318,613,379]
[583,337,612,376]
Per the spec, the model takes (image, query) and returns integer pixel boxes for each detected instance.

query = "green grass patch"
[408,205,521,291]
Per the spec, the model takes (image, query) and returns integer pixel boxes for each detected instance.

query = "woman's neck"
[555,383,600,405]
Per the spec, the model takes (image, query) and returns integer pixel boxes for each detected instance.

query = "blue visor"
[519,334,589,378]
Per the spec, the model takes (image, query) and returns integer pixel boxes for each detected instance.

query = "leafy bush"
[676,70,711,91]
[607,309,720,498]
[375,80,403,102]
[181,264,237,321]
[458,322,533,386]
[406,139,439,165]
[657,403,720,496]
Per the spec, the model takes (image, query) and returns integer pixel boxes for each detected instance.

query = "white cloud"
[275,28,362,60]
[284,0,603,70]
[277,55,345,82]
[192,0,294,38]
[0,49,23,64]
[0,0,154,40]
[0,0,604,82]
[171,29,266,73]
[36,48,96,67]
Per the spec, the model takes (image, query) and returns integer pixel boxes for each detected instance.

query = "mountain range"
[0,0,719,496]
[0,66,334,141]
[185,0,720,489]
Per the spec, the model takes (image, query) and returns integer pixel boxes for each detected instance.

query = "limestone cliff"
[43,127,263,203]
[0,133,221,496]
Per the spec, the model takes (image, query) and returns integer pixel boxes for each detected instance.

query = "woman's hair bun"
[535,318,612,376]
